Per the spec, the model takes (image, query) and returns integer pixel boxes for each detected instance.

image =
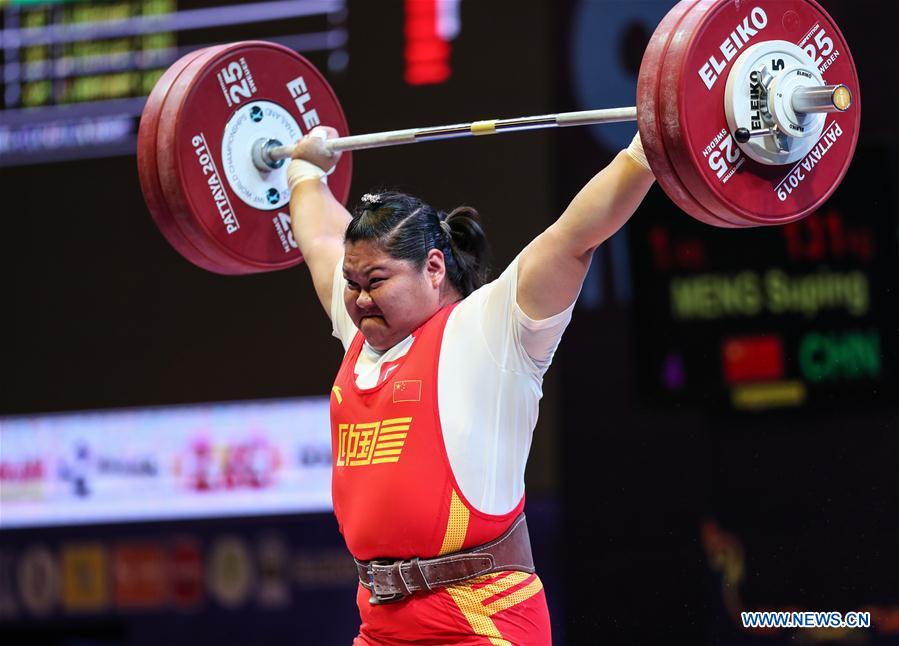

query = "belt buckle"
[367,560,406,606]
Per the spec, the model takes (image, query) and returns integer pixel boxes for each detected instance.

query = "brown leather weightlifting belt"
[355,513,534,605]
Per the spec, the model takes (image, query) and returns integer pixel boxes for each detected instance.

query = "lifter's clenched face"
[342,241,451,351]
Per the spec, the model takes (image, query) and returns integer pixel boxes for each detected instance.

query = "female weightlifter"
[288,126,654,645]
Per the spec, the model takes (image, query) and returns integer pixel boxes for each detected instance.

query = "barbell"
[137,0,860,275]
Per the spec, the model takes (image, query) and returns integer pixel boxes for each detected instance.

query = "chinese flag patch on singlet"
[392,380,422,403]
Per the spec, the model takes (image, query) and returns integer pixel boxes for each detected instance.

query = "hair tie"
[439,220,452,238]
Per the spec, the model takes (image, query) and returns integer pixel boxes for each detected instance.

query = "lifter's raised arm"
[517,135,655,320]
[288,127,351,317]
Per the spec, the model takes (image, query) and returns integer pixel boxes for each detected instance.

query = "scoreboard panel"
[629,149,898,412]
[0,0,347,166]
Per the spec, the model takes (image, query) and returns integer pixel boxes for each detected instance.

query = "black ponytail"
[438,206,489,298]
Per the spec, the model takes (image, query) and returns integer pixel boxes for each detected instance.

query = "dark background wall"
[2,0,898,644]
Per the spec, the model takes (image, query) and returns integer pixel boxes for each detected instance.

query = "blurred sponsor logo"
[256,534,290,608]
[61,543,108,613]
[298,443,331,468]
[113,543,166,609]
[17,546,59,616]
[58,441,159,497]
[208,536,253,608]
[170,538,203,610]
[294,549,358,589]
[0,458,45,500]
[174,437,281,491]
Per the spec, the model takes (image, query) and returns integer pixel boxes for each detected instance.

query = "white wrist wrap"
[626,131,652,172]
[287,128,332,192]
[287,159,327,192]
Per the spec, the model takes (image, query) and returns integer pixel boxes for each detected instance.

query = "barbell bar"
[254,82,850,172]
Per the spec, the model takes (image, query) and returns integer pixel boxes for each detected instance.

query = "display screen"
[0,397,333,528]
[0,0,347,166]
[629,149,899,411]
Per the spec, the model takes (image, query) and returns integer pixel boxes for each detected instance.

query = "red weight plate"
[660,0,860,226]
[157,41,353,275]
[137,46,235,273]
[154,46,246,273]
[637,0,746,228]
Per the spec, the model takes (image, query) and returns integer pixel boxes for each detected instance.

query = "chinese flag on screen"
[721,335,785,384]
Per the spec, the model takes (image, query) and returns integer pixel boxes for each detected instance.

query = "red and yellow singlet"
[331,305,551,645]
